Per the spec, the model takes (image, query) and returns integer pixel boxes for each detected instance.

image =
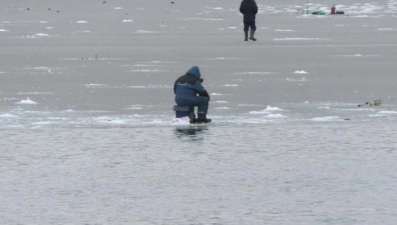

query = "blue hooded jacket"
[240,0,258,23]
[174,66,210,104]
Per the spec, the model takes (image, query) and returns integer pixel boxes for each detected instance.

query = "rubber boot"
[197,110,211,123]
[249,30,257,41]
[197,118,211,123]
[244,31,248,41]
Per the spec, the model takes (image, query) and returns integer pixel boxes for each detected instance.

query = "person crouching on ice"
[173,66,211,123]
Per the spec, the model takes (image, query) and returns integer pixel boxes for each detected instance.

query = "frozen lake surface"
[1,0,397,224]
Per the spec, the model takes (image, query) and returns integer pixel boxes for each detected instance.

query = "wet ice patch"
[215,101,228,104]
[211,93,223,96]
[224,84,238,87]
[122,19,134,23]
[0,29,9,32]
[75,21,89,24]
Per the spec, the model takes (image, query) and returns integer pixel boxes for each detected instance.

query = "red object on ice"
[331,5,336,14]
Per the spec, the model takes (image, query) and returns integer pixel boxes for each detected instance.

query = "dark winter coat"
[174,66,210,105]
[239,0,258,23]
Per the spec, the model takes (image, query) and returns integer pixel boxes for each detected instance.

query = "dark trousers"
[176,96,209,119]
[243,21,256,32]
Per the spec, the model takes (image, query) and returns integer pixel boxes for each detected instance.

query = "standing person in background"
[240,0,258,41]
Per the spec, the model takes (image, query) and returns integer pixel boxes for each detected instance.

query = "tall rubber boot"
[244,31,248,41]
[249,30,257,41]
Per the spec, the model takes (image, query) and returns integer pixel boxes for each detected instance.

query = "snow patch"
[378,111,397,114]
[0,114,18,118]
[134,30,161,34]
[293,70,307,74]
[264,113,286,118]
[311,116,340,121]
[249,105,284,114]
[16,98,37,105]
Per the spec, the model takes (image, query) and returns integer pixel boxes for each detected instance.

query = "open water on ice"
[1,123,397,225]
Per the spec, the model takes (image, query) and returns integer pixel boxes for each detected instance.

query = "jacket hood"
[186,66,201,79]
